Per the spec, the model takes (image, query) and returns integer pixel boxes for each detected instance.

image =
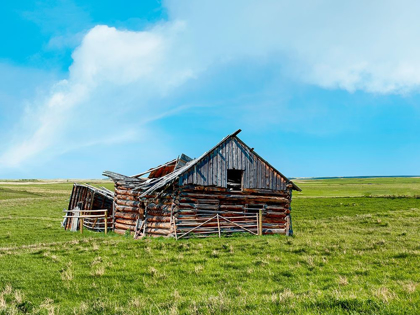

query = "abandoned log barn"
[102,129,301,239]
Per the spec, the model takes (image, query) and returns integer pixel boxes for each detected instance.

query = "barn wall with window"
[172,134,296,237]
[178,137,289,191]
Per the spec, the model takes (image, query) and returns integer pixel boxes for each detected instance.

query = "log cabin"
[103,129,301,239]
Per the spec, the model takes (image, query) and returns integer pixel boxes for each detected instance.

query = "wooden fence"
[176,212,261,239]
[63,209,109,234]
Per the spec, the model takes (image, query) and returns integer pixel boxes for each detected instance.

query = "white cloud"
[165,0,420,94]
[70,25,163,86]
[2,0,420,171]
[0,82,87,167]
[0,23,191,169]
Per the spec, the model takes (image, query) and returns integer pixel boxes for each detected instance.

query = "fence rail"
[176,212,262,239]
[63,209,109,234]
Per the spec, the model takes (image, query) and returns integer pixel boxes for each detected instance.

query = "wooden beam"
[232,129,242,137]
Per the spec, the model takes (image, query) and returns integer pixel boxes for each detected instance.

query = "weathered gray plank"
[217,148,222,187]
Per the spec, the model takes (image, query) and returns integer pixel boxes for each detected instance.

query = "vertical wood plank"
[200,161,205,185]
[249,152,254,189]
[242,147,247,188]
[236,140,240,170]
[230,138,234,169]
[260,159,263,189]
[74,186,81,209]
[208,155,212,185]
[273,171,277,191]
[81,187,88,210]
[206,158,209,185]
[202,160,206,185]
[256,159,260,188]
[225,139,229,170]
[228,138,232,169]
[223,141,228,187]
[266,165,270,189]
[213,151,218,186]
[264,163,268,189]
[217,148,222,187]
[233,140,237,169]
[241,145,245,186]
[232,140,236,169]
[217,214,221,238]
[238,140,242,170]
[68,185,75,210]
[220,143,224,187]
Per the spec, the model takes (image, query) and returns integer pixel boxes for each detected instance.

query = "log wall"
[174,187,291,237]
[112,183,293,238]
[143,192,176,237]
[113,181,144,234]
[139,185,292,238]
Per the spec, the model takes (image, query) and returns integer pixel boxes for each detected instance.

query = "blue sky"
[0,0,419,179]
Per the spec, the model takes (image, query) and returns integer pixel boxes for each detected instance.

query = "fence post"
[217,214,221,238]
[77,202,83,234]
[258,209,263,236]
[104,212,108,235]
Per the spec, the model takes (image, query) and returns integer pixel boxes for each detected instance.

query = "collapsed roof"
[103,129,301,196]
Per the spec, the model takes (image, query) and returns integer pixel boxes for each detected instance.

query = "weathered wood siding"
[113,181,144,234]
[179,137,288,191]
[66,184,114,231]
[174,187,292,237]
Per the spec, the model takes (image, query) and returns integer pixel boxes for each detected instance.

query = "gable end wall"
[179,137,288,191]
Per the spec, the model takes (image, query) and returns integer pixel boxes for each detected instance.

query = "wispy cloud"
[0,22,192,170]
[165,0,420,94]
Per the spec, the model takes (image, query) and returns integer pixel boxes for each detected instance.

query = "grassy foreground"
[0,178,419,314]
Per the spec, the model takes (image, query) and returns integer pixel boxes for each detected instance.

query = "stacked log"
[113,181,144,234]
[144,193,176,237]
[110,182,292,238]
[173,187,292,237]
[175,197,259,238]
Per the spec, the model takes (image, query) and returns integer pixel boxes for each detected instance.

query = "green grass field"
[0,178,419,314]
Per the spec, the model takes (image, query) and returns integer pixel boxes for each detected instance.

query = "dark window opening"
[227,169,243,191]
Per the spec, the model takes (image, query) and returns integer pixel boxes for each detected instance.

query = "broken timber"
[63,184,114,233]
